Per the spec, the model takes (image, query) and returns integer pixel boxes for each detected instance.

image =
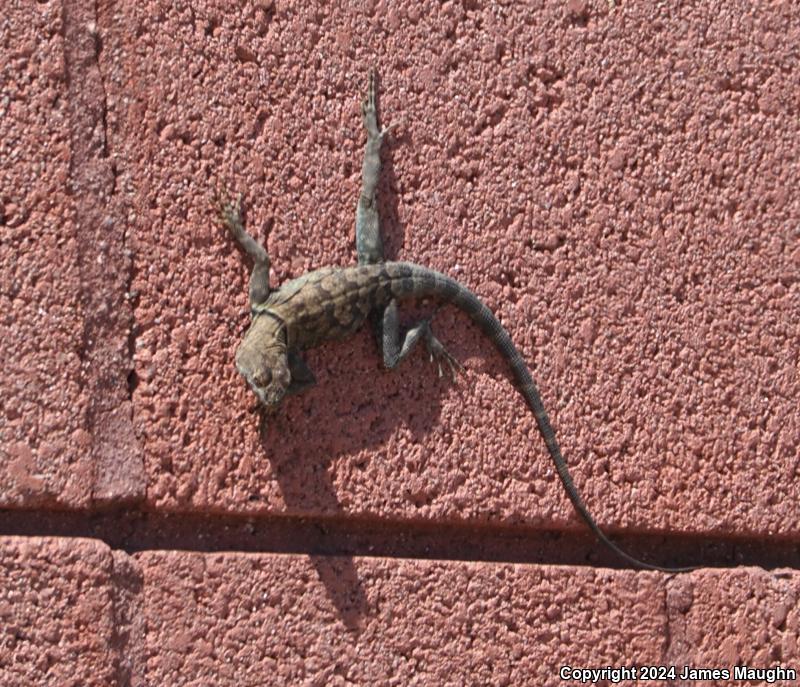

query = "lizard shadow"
[258,335,454,630]
[256,121,521,628]
[255,131,481,629]
[258,308,512,626]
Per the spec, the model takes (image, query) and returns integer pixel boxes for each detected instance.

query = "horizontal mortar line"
[0,509,798,571]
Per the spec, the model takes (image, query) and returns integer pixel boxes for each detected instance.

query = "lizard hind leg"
[381,300,465,380]
[352,74,460,379]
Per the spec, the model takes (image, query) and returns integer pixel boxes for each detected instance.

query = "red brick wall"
[2,1,798,684]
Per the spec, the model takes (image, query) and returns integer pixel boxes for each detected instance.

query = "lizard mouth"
[236,365,285,408]
[248,382,271,406]
[238,373,269,407]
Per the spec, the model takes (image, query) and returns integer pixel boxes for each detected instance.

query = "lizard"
[216,71,693,573]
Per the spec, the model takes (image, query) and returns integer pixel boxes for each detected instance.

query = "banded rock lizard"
[217,72,692,573]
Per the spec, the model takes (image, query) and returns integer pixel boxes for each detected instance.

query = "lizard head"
[234,314,291,407]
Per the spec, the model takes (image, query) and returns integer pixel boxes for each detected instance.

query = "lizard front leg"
[284,350,317,396]
[216,192,272,308]
[355,69,392,266]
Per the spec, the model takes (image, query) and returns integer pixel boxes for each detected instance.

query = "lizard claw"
[362,69,393,141]
[362,69,376,117]
[425,330,465,381]
[214,187,244,233]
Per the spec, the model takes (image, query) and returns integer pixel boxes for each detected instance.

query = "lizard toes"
[215,191,244,230]
[442,352,464,381]
[425,334,464,382]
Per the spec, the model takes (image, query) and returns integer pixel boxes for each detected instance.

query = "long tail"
[389,262,693,572]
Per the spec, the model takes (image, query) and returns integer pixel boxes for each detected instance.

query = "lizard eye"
[253,368,272,388]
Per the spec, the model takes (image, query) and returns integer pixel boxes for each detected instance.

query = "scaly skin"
[217,71,693,573]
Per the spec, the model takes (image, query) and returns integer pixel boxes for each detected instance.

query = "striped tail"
[388,261,692,572]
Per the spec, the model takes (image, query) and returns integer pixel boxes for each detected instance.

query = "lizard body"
[219,72,691,572]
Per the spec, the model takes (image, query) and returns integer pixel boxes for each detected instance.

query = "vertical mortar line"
[62,0,145,505]
[662,574,694,680]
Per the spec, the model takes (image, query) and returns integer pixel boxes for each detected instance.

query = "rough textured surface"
[2,0,800,682]
[138,552,667,684]
[0,537,123,687]
[2,540,798,685]
[666,568,800,674]
[1,2,90,507]
[92,0,800,539]
[1,2,144,508]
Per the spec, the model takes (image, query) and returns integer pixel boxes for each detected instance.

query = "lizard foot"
[422,322,465,380]
[361,69,394,141]
[213,188,244,234]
